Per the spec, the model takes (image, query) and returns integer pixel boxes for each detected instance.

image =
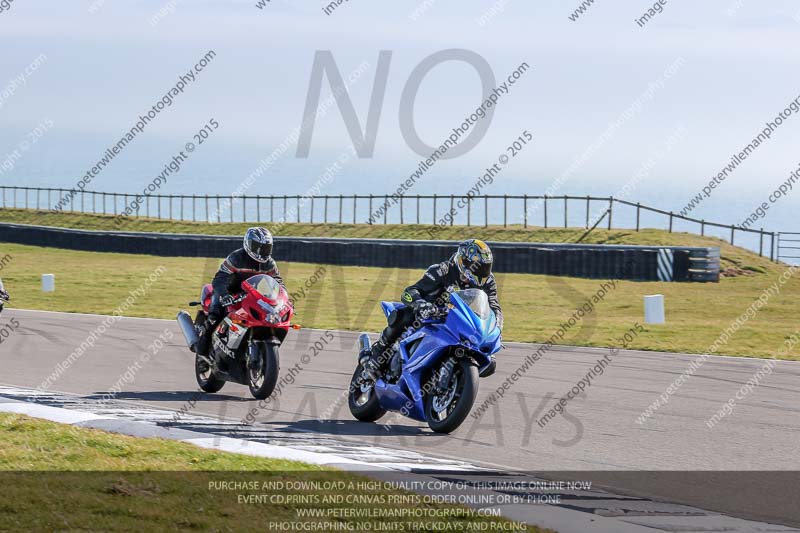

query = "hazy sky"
[1,0,799,235]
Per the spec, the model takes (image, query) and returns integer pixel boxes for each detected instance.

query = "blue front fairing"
[373,291,502,422]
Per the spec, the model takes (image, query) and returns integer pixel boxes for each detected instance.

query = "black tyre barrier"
[0,223,720,282]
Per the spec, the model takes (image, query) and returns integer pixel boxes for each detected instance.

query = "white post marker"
[644,294,665,324]
[41,274,55,292]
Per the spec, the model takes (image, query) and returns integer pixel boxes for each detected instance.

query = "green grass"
[1,240,798,359]
[0,207,774,273]
[0,413,545,532]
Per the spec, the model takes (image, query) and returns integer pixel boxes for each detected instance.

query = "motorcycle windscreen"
[451,289,497,335]
[244,274,281,304]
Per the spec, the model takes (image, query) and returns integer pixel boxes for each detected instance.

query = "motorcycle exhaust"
[177,311,199,349]
[357,333,371,355]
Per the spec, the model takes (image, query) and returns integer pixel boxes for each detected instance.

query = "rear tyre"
[195,354,225,393]
[248,343,280,400]
[424,358,479,434]
[348,365,386,422]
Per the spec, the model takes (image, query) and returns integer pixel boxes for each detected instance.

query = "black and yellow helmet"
[454,239,493,287]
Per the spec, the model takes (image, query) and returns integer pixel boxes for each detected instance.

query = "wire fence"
[0,186,781,260]
[778,233,800,265]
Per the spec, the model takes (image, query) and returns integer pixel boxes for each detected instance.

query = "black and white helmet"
[243,227,273,263]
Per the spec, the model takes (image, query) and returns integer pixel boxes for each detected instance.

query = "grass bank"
[0,242,797,359]
[0,207,774,273]
[0,413,543,531]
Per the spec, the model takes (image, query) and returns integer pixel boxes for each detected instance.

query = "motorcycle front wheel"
[195,354,225,393]
[248,342,280,400]
[424,357,479,434]
[348,365,386,422]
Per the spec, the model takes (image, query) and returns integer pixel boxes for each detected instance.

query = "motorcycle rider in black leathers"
[360,239,503,376]
[0,278,8,314]
[192,227,284,356]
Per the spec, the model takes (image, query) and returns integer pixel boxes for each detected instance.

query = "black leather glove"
[220,294,235,307]
[413,300,436,319]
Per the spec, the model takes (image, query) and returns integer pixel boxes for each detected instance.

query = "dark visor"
[250,241,272,258]
[469,260,492,280]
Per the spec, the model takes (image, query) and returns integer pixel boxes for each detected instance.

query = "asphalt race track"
[2,308,800,528]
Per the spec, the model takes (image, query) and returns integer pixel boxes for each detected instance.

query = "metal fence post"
[205,195,209,222]
[216,196,221,223]
[669,212,673,233]
[484,195,488,227]
[368,195,373,224]
[771,233,775,261]
[524,195,529,228]
[450,195,454,226]
[433,194,437,225]
[585,196,590,228]
[296,195,300,223]
[399,196,404,225]
[636,202,640,231]
[607,197,613,230]
[338,195,343,224]
[416,195,420,224]
[730,226,735,245]
[324,195,329,223]
[353,195,357,224]
[467,196,471,226]
[383,195,389,224]
[759,228,764,257]
[311,196,315,223]
[256,196,260,222]
[542,195,547,228]
[503,195,507,228]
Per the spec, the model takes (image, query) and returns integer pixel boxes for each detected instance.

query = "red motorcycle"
[177,274,296,399]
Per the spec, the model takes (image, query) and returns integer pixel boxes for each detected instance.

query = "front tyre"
[348,365,386,422]
[424,358,479,434]
[195,354,225,393]
[248,343,280,400]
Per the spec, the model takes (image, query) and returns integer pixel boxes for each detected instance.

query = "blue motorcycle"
[348,288,502,433]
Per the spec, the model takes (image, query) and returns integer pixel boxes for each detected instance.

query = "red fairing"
[201,284,213,313]
[227,275,294,330]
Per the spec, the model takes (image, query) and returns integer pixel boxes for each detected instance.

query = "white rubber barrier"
[41,274,55,292]
[644,294,665,324]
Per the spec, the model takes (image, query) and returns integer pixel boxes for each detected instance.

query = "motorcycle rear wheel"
[248,343,280,400]
[424,358,479,434]
[348,365,386,422]
[195,354,225,393]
